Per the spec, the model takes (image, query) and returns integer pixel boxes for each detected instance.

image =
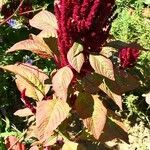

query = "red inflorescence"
[54,0,116,67]
[119,47,140,69]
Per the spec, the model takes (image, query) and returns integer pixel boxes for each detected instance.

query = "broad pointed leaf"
[52,66,73,101]
[29,10,58,38]
[75,92,94,119]
[36,99,71,141]
[99,110,129,143]
[106,69,140,95]
[81,73,122,109]
[0,63,50,101]
[7,34,53,59]
[99,81,122,110]
[81,73,103,94]
[67,42,84,73]
[89,55,115,81]
[75,93,107,139]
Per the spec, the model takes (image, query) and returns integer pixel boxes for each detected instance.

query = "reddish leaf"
[75,93,107,139]
[99,110,129,143]
[5,136,26,150]
[81,73,103,94]
[106,69,140,95]
[0,63,50,101]
[7,34,53,59]
[29,10,58,38]
[36,99,71,141]
[81,73,122,109]
[29,146,39,150]
[75,92,94,119]
[67,42,84,73]
[99,81,122,110]
[52,66,73,101]
[89,55,115,81]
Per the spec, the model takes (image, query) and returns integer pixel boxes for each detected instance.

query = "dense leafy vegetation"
[0,0,150,149]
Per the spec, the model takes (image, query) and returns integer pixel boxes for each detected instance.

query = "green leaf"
[52,66,73,101]
[0,63,50,101]
[36,99,71,141]
[67,42,84,73]
[89,55,115,81]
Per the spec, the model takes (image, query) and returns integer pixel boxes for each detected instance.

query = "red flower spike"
[21,89,36,114]
[119,47,140,69]
[54,0,116,67]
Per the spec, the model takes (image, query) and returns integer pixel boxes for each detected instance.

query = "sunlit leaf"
[36,99,71,141]
[14,108,33,117]
[62,141,86,150]
[84,95,107,139]
[0,63,50,101]
[52,66,73,101]
[67,42,84,73]
[7,34,53,59]
[89,55,115,81]
[29,10,58,38]
[143,92,150,105]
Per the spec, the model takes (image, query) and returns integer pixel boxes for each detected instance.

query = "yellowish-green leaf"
[67,42,84,73]
[89,55,115,81]
[7,34,53,59]
[0,63,50,101]
[36,99,71,141]
[29,10,58,38]
[52,66,73,101]
[62,141,86,150]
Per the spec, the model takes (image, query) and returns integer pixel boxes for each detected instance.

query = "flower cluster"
[119,47,139,69]
[55,0,116,67]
